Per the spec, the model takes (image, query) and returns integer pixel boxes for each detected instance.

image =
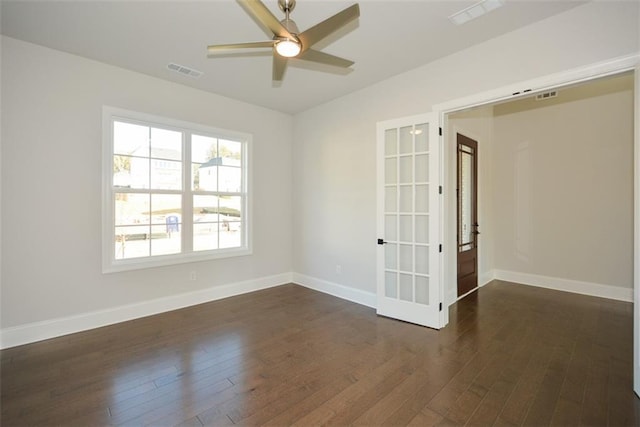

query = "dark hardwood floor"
[1,281,639,426]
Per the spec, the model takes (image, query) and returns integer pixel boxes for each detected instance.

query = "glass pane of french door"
[384,124,431,305]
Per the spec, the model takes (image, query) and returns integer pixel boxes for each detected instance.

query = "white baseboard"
[446,270,494,305]
[0,272,293,350]
[479,270,496,287]
[5,269,628,349]
[493,269,633,302]
[292,273,377,309]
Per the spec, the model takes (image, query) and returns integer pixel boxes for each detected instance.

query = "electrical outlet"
[190,271,197,281]
[336,265,342,274]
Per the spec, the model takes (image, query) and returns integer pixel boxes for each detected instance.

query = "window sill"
[103,247,252,274]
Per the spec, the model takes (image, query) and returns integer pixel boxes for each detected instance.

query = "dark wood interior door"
[457,133,478,297]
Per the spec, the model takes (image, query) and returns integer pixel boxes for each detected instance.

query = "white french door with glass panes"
[376,113,443,329]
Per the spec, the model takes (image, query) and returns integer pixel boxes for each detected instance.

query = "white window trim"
[102,106,252,273]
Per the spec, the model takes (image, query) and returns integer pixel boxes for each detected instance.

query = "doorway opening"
[443,70,635,308]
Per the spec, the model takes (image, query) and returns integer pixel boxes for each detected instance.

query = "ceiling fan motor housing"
[278,0,296,13]
[280,18,300,35]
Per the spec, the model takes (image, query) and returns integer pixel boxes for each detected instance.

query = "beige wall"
[492,74,634,289]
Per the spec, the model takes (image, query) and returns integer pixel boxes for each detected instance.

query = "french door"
[376,113,442,328]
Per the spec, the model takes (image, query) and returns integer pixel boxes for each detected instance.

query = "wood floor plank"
[406,407,445,426]
[1,281,639,426]
[288,349,419,426]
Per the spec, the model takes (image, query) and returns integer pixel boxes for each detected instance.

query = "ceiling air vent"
[167,63,203,78]
[535,90,558,101]
[449,0,505,25]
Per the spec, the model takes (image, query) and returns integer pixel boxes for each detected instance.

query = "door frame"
[432,53,639,395]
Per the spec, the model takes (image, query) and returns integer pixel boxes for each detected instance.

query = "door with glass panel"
[376,113,442,328]
[457,133,478,297]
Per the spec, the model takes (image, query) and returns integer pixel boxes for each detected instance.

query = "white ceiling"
[1,0,588,114]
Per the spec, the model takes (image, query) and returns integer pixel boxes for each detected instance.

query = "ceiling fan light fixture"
[275,39,301,57]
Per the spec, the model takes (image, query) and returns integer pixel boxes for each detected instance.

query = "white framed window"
[102,107,251,273]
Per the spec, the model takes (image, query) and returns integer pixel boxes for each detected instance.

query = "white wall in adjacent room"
[492,73,634,289]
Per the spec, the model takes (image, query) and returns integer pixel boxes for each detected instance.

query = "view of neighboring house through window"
[191,135,243,251]
[104,107,250,272]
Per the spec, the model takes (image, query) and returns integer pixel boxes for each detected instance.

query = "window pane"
[219,140,242,193]
[151,194,181,224]
[129,157,150,189]
[399,156,412,184]
[193,223,218,251]
[114,121,148,156]
[195,160,218,192]
[385,129,397,156]
[151,128,181,160]
[399,244,412,271]
[194,195,219,223]
[219,139,242,162]
[218,166,241,193]
[151,225,181,256]
[385,271,397,298]
[113,155,133,188]
[385,158,397,185]
[385,243,397,270]
[192,135,217,163]
[219,196,242,248]
[150,159,182,190]
[194,195,219,252]
[149,195,181,252]
[220,222,241,248]
[399,215,412,242]
[192,135,218,191]
[414,124,429,152]
[115,193,150,226]
[115,226,150,259]
[399,126,412,154]
[415,154,428,183]
[399,273,413,302]
[219,196,241,221]
[385,187,397,212]
[415,276,429,305]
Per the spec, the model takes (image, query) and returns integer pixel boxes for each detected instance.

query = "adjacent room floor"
[1,281,638,426]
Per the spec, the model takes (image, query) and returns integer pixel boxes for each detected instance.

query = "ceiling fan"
[207,0,360,81]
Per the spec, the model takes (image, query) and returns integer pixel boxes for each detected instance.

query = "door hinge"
[439,244,442,253]
[439,127,443,136]
[439,302,443,311]
[439,185,443,194]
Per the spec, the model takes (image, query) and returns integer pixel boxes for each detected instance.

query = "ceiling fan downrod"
[278,0,296,15]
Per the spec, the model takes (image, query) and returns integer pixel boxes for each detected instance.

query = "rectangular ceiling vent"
[167,63,203,78]
[449,0,505,25]
[535,90,558,101]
